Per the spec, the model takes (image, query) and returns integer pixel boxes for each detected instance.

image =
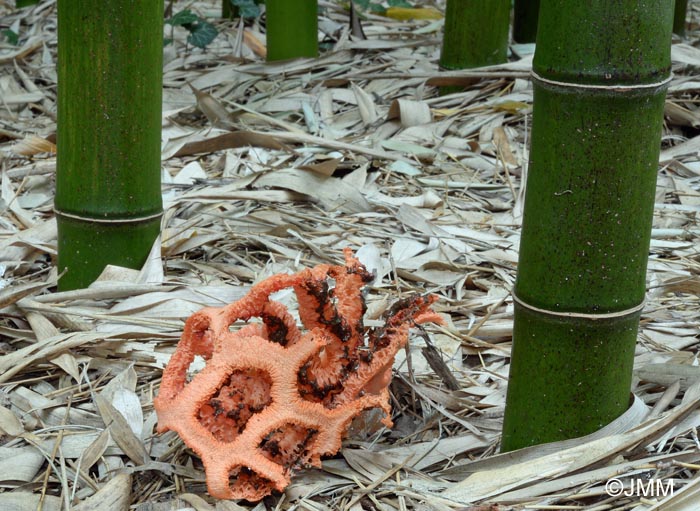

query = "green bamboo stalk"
[674,0,688,36]
[513,0,540,43]
[265,0,318,61]
[501,0,672,451]
[56,0,163,290]
[439,0,510,70]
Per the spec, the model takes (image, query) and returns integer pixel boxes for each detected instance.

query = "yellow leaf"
[433,108,455,116]
[493,101,530,114]
[384,7,443,21]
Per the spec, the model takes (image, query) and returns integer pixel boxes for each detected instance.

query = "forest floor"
[1,1,700,510]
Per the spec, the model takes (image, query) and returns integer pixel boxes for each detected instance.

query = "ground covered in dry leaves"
[1,1,700,510]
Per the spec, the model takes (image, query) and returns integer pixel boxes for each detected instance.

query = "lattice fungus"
[154,249,442,500]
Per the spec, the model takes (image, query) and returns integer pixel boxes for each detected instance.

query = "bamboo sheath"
[501,1,673,451]
[56,0,163,290]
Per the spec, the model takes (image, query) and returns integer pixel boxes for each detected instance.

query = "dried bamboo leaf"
[188,82,235,129]
[351,82,379,125]
[0,36,44,64]
[73,473,131,511]
[243,29,266,58]
[636,363,700,390]
[299,157,342,177]
[173,131,291,157]
[496,450,699,503]
[179,493,216,511]
[443,392,699,503]
[0,493,62,511]
[255,168,371,213]
[665,101,700,128]
[10,134,56,156]
[49,352,81,382]
[0,406,24,436]
[0,332,101,384]
[79,428,111,470]
[645,476,700,511]
[0,446,44,482]
[93,394,148,465]
[0,280,51,309]
[387,99,432,127]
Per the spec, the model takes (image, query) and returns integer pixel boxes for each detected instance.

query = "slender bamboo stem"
[439,0,510,70]
[265,0,318,61]
[56,0,163,290]
[513,0,541,43]
[222,0,233,19]
[501,1,673,451]
[674,0,689,36]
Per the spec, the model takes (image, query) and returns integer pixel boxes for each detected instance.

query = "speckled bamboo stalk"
[56,0,163,290]
[501,0,673,451]
[265,0,318,61]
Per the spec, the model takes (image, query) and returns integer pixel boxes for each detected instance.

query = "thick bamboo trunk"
[265,0,318,61]
[56,0,163,290]
[501,0,672,451]
[513,0,540,43]
[439,0,510,70]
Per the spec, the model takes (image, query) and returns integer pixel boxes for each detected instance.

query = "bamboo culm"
[513,0,541,43]
[265,0,318,61]
[56,0,163,290]
[439,0,510,70]
[501,0,673,451]
[674,0,688,36]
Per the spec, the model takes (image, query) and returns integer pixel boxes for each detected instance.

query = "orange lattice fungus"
[154,249,443,501]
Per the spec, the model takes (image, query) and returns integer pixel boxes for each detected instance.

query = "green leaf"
[232,0,261,18]
[369,2,385,13]
[166,9,199,26]
[2,29,19,45]
[353,0,371,10]
[388,0,412,6]
[187,21,218,48]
